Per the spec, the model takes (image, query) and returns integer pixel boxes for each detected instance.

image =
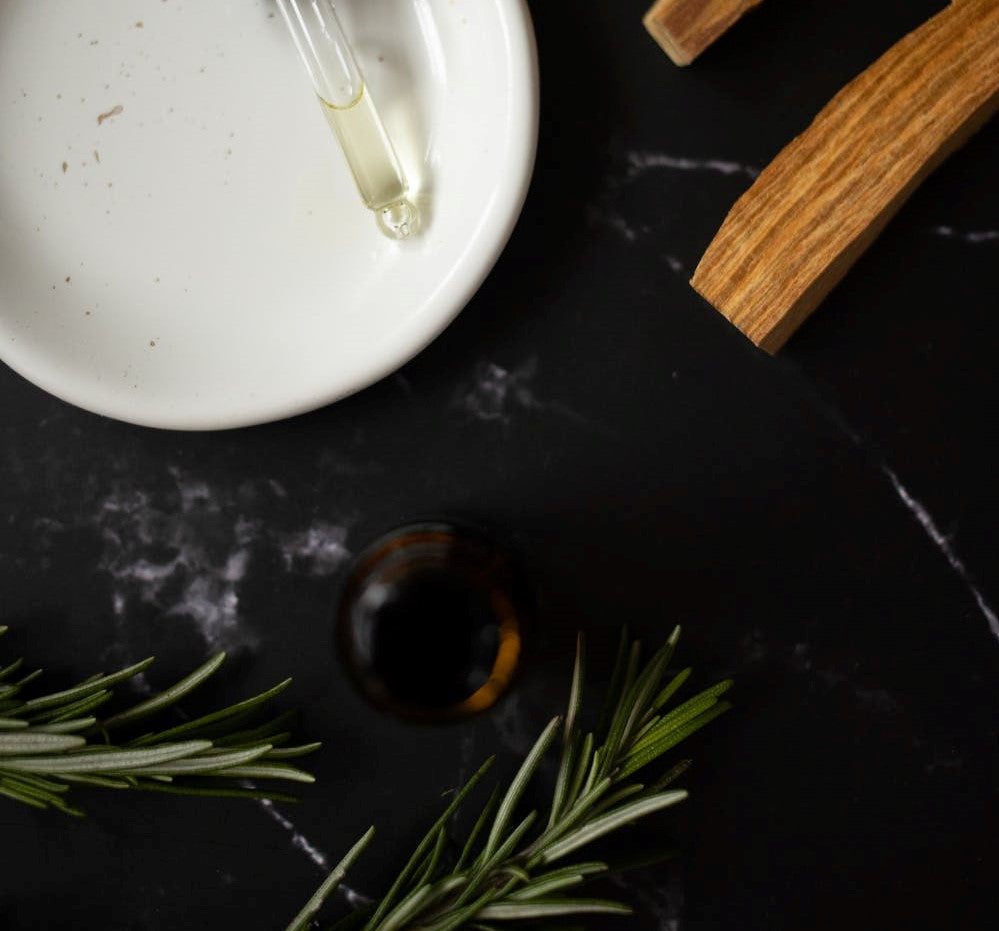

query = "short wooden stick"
[690,0,999,353]
[643,0,763,66]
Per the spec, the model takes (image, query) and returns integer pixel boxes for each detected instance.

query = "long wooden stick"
[691,0,999,353]
[643,0,763,66]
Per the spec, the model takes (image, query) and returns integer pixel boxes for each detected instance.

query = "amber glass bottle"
[337,522,531,721]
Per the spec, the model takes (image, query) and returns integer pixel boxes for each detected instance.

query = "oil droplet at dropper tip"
[377,199,420,240]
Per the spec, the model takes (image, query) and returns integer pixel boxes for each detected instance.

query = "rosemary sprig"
[0,626,317,815]
[294,625,731,930]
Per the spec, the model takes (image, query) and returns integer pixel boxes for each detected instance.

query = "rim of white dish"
[0,0,539,431]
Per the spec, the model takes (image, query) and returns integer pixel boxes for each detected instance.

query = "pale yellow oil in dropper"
[319,86,417,238]
[277,0,418,239]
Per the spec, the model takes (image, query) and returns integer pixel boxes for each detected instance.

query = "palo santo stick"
[643,0,763,66]
[691,0,999,353]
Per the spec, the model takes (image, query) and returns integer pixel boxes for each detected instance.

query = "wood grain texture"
[691,0,999,353]
[643,0,763,66]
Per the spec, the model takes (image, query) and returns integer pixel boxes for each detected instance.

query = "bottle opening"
[337,522,531,721]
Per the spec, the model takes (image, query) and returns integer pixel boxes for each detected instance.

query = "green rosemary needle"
[292,625,731,930]
[0,626,318,815]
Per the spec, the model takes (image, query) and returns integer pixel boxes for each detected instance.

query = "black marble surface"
[2,1,997,928]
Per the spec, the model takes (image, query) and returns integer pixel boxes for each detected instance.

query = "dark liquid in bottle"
[337,523,529,720]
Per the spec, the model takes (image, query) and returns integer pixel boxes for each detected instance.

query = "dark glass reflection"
[337,523,530,721]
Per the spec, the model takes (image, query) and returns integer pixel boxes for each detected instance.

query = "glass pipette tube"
[276,0,419,239]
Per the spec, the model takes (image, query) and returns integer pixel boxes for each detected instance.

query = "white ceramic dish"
[0,0,537,429]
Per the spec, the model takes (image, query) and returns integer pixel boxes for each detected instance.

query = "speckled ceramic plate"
[0,0,537,429]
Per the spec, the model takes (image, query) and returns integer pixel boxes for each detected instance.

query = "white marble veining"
[453,357,588,427]
[257,799,371,906]
[602,210,639,242]
[626,150,759,179]
[930,225,999,244]
[32,515,67,535]
[95,483,262,653]
[923,752,965,775]
[664,254,686,275]
[590,150,756,248]
[817,397,999,648]
[610,871,683,931]
[489,691,537,756]
[277,523,351,577]
[454,358,541,424]
[881,466,999,643]
[257,798,330,871]
[90,470,353,656]
[743,632,902,713]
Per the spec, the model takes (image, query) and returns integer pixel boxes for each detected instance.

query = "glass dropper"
[276,0,419,239]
